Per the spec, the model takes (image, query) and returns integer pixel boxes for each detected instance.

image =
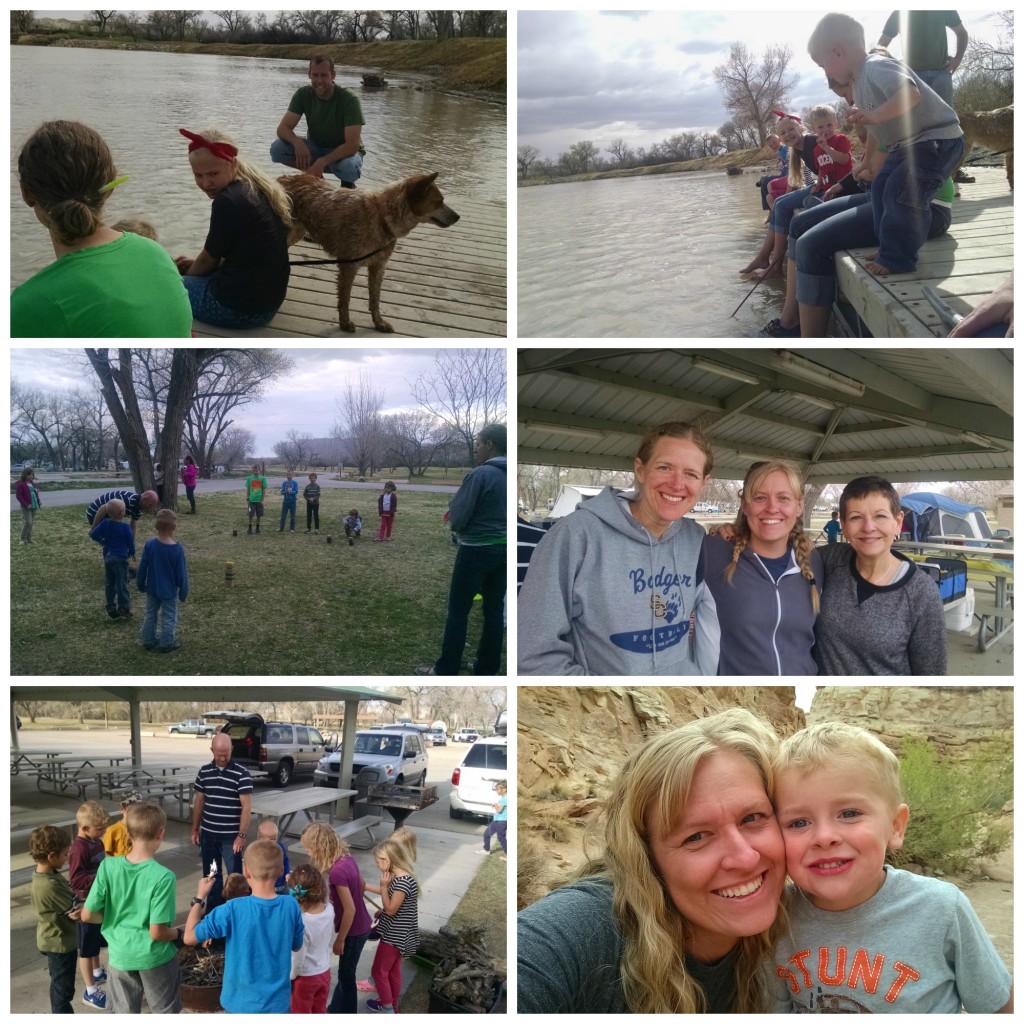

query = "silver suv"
[313,727,428,789]
[202,711,326,787]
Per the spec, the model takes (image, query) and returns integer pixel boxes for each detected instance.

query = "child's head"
[300,820,348,873]
[30,825,72,865]
[154,508,177,537]
[289,863,327,908]
[125,801,166,842]
[774,722,909,911]
[106,498,126,521]
[76,800,108,838]
[831,510,839,521]
[809,103,838,140]
[495,781,507,796]
[258,820,279,842]
[286,468,294,479]
[223,872,251,900]
[373,835,416,879]
[383,481,396,493]
[243,838,284,882]
[765,133,781,152]
[391,825,418,865]
[807,13,867,87]
[348,508,359,519]
[111,218,158,240]
[309,472,317,482]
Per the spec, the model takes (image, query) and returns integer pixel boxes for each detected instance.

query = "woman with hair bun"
[703,460,823,674]
[12,120,192,337]
[518,707,788,1013]
[176,127,291,330]
[517,420,720,675]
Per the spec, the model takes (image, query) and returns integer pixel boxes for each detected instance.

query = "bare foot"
[864,260,891,276]
[864,251,878,261]
[739,256,770,274]
[752,265,783,282]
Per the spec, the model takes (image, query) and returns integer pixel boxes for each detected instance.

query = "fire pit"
[178,945,224,1012]
[366,783,438,829]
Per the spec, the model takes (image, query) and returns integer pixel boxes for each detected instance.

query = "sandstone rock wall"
[518,686,803,801]
[807,686,1013,758]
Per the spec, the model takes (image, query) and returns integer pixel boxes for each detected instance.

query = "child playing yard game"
[88,496,135,619]
[246,463,268,534]
[137,508,189,653]
[185,838,304,1014]
[376,481,398,542]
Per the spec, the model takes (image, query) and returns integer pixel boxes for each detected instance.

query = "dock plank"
[194,196,506,339]
[835,167,1013,337]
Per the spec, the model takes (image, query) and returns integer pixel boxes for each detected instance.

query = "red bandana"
[179,128,238,162]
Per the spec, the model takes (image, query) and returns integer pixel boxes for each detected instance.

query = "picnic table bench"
[288,815,384,856]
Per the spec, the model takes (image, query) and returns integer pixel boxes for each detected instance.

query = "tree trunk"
[156,350,212,511]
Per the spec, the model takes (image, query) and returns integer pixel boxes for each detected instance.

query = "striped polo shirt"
[194,759,253,836]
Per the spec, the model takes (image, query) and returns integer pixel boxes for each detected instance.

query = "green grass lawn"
[11,492,506,676]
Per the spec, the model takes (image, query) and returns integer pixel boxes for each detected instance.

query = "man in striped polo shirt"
[191,733,252,910]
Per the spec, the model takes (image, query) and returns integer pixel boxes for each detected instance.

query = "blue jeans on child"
[870,136,963,272]
[43,949,77,1013]
[140,593,179,649]
[483,819,507,853]
[182,274,279,330]
[770,185,815,238]
[269,137,363,185]
[327,930,371,1013]
[280,497,297,530]
[104,555,131,613]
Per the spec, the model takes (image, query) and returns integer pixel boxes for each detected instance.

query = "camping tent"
[899,492,993,544]
[549,484,604,519]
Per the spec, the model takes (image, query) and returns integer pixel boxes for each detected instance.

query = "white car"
[449,736,507,820]
[453,728,480,743]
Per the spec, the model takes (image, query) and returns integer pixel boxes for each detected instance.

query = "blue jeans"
[915,68,954,106]
[757,172,786,210]
[280,497,296,529]
[104,555,131,613]
[140,593,179,649]
[199,830,242,910]
[435,544,506,675]
[793,191,951,307]
[43,950,77,1013]
[870,136,963,272]
[182,274,279,329]
[770,185,815,237]
[270,137,363,185]
[483,819,507,853]
[185,485,196,513]
[327,930,370,1013]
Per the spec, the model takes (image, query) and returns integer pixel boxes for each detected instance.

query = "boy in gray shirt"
[771,722,1011,1013]
[808,13,963,277]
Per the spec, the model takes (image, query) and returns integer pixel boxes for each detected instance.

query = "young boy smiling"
[771,722,1011,1013]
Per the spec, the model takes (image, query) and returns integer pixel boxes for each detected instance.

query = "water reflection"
[11,46,505,286]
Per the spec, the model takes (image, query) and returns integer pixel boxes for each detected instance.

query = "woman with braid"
[703,461,822,674]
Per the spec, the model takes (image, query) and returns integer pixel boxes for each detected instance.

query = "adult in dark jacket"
[704,460,823,675]
[417,423,507,676]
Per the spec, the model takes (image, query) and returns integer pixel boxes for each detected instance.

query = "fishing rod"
[730,248,787,318]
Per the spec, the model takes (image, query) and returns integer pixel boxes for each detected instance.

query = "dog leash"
[288,243,393,267]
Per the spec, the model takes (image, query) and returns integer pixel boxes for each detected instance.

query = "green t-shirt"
[11,232,193,338]
[288,85,365,149]
[84,856,177,971]
[246,474,268,502]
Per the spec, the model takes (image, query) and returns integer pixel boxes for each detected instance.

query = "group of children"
[30,798,423,1014]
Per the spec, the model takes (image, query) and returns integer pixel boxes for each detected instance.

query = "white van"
[449,736,507,820]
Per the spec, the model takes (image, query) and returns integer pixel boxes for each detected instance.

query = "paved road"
[11,477,460,511]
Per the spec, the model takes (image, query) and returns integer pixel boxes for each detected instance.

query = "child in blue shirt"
[89,497,135,619]
[137,508,188,653]
[479,781,508,860]
[279,469,299,532]
[185,839,304,1014]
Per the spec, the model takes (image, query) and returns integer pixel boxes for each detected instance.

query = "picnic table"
[10,749,72,775]
[893,540,1014,651]
[35,754,133,799]
[250,787,357,839]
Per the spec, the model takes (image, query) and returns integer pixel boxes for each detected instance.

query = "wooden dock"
[193,196,506,338]
[835,166,1013,337]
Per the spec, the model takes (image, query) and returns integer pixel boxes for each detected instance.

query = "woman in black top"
[177,128,291,329]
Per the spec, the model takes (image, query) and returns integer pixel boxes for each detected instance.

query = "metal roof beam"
[814,443,1002,463]
[806,467,1014,484]
[518,407,645,440]
[929,349,1014,415]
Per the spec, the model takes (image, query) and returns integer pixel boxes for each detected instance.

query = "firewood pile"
[420,925,505,1013]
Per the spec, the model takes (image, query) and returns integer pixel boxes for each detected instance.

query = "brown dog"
[278,172,460,333]
[955,105,1013,191]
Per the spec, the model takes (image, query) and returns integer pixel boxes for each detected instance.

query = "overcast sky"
[518,9,1008,158]
[10,348,478,455]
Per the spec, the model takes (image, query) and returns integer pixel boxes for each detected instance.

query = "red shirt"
[813,132,852,191]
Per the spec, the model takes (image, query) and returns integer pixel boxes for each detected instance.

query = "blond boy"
[772,722,1012,1012]
[69,801,108,1007]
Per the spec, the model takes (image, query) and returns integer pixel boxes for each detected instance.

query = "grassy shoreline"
[14,35,506,101]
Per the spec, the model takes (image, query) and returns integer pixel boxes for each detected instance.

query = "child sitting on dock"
[81,802,182,1014]
[808,12,963,276]
[30,825,82,1014]
[185,838,305,1014]
[806,104,852,202]
[176,127,292,329]
[289,864,335,1013]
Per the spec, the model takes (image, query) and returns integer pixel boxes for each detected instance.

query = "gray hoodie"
[517,486,720,675]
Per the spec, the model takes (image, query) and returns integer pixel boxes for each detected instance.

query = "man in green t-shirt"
[271,54,366,187]
[245,464,268,534]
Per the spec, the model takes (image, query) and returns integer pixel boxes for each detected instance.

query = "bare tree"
[410,350,507,465]
[93,10,115,33]
[212,9,252,40]
[333,373,385,478]
[713,43,798,146]
[213,426,255,471]
[606,138,634,167]
[11,10,35,34]
[380,409,443,477]
[517,144,539,179]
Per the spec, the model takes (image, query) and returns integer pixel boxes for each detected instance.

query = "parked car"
[313,727,429,789]
[428,726,447,746]
[167,719,217,736]
[202,710,326,787]
[453,728,480,743]
[450,736,507,820]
